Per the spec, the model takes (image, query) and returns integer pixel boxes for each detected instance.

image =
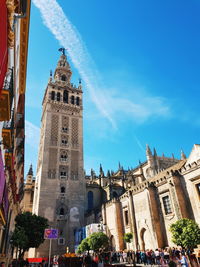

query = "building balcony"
[2,112,14,149]
[0,69,14,121]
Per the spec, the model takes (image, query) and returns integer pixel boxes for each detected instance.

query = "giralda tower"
[32,50,85,256]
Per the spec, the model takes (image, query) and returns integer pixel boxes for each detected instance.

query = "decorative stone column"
[128,190,139,250]
[171,171,191,219]
[114,199,124,250]
[148,184,166,248]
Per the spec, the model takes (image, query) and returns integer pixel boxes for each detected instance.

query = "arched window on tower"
[57,92,60,101]
[63,90,68,103]
[113,191,118,198]
[71,95,74,105]
[59,207,64,215]
[61,186,65,193]
[61,75,66,81]
[51,91,55,100]
[76,97,80,106]
[87,191,94,211]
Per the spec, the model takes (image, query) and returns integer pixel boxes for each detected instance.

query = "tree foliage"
[170,218,200,249]
[77,232,109,253]
[77,238,90,254]
[11,212,48,258]
[88,232,109,252]
[123,232,133,243]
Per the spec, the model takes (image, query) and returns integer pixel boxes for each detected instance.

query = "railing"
[60,175,67,179]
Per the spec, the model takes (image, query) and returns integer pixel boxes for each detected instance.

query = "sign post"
[44,228,58,267]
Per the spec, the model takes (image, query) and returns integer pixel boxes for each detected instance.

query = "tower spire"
[27,164,33,176]
[181,149,186,160]
[146,144,152,157]
[54,49,72,83]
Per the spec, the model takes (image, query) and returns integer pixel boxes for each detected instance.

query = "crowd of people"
[81,247,199,266]
[0,247,199,266]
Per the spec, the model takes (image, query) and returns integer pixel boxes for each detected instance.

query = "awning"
[0,0,8,95]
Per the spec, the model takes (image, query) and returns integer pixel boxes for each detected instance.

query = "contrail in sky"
[33,0,170,129]
[32,0,116,128]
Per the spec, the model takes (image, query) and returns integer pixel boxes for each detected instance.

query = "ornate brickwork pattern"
[48,148,58,179]
[71,150,79,180]
[71,118,79,146]
[50,114,59,145]
[62,116,69,127]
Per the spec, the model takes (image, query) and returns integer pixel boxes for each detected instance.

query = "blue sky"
[25,0,200,177]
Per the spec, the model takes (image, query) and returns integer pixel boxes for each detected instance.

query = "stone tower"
[32,51,85,256]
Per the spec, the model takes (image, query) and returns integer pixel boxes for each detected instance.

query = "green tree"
[88,232,109,252]
[11,212,48,259]
[77,238,90,254]
[170,218,200,249]
[123,232,133,243]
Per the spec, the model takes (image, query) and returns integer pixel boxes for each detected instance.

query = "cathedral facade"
[29,53,200,257]
[85,145,200,251]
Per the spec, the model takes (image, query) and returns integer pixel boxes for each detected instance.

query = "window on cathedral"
[196,183,200,197]
[62,127,68,133]
[71,171,78,180]
[48,170,56,179]
[124,210,129,225]
[87,191,93,210]
[71,95,74,105]
[61,75,66,81]
[162,195,172,215]
[58,238,65,245]
[61,139,68,146]
[60,171,67,178]
[57,92,61,101]
[76,97,80,106]
[61,186,65,193]
[63,90,68,103]
[60,155,67,162]
[113,191,118,198]
[51,91,55,100]
[59,208,64,215]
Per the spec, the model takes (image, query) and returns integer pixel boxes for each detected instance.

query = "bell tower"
[32,49,85,256]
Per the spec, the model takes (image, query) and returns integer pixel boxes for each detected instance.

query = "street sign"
[44,228,58,239]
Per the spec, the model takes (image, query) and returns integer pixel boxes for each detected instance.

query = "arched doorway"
[140,228,146,251]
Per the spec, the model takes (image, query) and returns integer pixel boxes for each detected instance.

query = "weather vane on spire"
[58,47,66,55]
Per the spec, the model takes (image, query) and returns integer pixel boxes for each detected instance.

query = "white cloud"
[25,120,40,148]
[33,0,171,128]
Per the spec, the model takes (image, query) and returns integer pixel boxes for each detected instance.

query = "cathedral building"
[31,50,85,256]
[29,52,200,257]
[85,145,200,251]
